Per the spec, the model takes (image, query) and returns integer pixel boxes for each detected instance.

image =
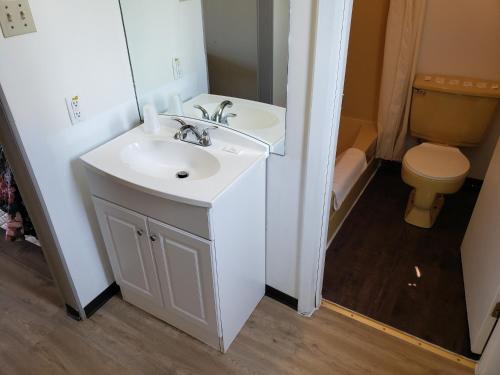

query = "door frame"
[296,0,353,315]
[0,86,84,317]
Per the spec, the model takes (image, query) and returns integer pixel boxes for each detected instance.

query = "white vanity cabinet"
[81,119,268,352]
[93,199,163,308]
[87,157,266,352]
[94,198,220,349]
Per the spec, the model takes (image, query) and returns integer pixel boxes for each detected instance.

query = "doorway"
[0,144,51,279]
[201,0,290,106]
[0,92,82,318]
[320,0,499,362]
[323,161,481,359]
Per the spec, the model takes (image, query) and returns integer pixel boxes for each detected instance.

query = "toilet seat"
[403,143,470,181]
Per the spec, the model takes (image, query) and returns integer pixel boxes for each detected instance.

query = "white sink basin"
[182,94,285,154]
[81,116,269,207]
[121,139,221,180]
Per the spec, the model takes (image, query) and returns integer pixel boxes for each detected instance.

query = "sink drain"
[176,170,189,179]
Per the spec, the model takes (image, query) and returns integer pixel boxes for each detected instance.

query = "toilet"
[402,74,500,228]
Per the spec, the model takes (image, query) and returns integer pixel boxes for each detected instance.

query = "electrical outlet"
[0,0,37,38]
[65,95,83,125]
[172,57,183,80]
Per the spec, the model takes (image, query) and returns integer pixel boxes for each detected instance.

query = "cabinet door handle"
[137,229,144,236]
[150,234,157,242]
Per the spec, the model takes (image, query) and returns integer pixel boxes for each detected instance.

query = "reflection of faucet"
[173,118,216,147]
[221,112,237,125]
[211,100,234,123]
[193,105,210,120]
[192,101,237,125]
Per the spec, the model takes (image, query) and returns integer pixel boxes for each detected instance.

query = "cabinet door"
[148,218,219,341]
[93,197,162,307]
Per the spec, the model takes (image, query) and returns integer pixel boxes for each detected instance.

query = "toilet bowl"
[400,74,499,228]
[402,143,470,228]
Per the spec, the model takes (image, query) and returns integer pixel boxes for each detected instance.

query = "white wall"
[0,0,331,307]
[416,0,500,179]
[0,0,139,307]
[266,0,316,298]
[461,139,500,353]
[120,0,208,114]
[477,321,500,375]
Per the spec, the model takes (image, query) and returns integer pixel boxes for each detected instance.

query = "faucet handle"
[193,105,210,120]
[200,126,218,146]
[201,125,218,136]
[221,113,237,125]
[173,118,192,140]
[172,117,188,127]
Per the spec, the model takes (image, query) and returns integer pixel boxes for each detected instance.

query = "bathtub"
[327,117,378,244]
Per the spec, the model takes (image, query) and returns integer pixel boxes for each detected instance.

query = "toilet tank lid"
[414,74,500,99]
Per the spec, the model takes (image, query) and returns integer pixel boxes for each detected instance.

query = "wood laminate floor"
[323,162,480,360]
[0,233,51,280]
[0,236,473,374]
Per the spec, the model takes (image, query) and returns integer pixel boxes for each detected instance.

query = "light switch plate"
[0,0,36,38]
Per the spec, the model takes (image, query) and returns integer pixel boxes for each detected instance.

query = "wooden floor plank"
[0,231,51,280]
[0,245,473,375]
[323,161,480,359]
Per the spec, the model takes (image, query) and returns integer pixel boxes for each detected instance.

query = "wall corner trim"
[296,0,354,315]
[84,282,120,318]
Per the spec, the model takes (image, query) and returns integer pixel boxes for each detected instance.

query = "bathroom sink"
[80,116,269,207]
[182,94,286,154]
[121,139,221,180]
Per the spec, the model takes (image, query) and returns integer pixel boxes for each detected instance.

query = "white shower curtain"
[376,0,427,160]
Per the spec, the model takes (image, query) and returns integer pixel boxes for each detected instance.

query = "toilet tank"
[410,74,500,147]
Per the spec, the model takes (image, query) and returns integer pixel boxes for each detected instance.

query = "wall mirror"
[120,0,290,155]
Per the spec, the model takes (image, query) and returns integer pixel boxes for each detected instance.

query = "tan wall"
[341,0,390,123]
[416,0,500,179]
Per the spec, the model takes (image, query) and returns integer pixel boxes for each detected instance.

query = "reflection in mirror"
[119,0,290,155]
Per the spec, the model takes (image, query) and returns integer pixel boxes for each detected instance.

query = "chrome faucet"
[211,100,233,123]
[173,118,216,147]
[192,100,237,125]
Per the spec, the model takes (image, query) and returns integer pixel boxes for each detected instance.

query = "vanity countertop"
[80,116,269,208]
[183,94,286,154]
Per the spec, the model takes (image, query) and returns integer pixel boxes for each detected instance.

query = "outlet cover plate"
[0,0,36,38]
[65,95,84,125]
[172,57,183,80]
